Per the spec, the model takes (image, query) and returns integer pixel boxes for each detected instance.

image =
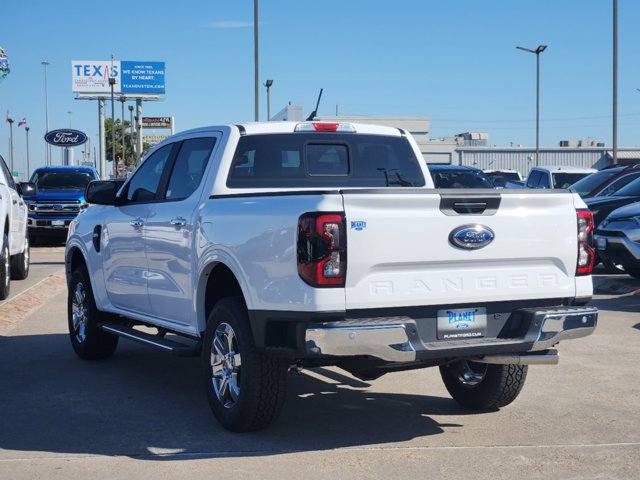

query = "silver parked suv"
[594,202,640,278]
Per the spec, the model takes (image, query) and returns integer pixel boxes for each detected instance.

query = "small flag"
[18,117,26,127]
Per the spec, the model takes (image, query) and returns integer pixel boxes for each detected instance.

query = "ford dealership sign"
[44,129,88,147]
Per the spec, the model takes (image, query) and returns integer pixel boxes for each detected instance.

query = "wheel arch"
[197,262,246,335]
[66,245,88,282]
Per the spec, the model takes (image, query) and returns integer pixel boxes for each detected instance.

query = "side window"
[125,144,173,202]
[526,171,541,188]
[539,173,551,188]
[0,156,15,189]
[599,172,640,197]
[165,137,216,201]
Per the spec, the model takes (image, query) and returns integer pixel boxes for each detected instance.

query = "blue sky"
[1,1,639,176]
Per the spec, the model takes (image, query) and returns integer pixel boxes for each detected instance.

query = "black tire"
[67,265,118,360]
[0,234,10,300]
[623,266,640,279]
[10,234,30,280]
[439,360,528,410]
[601,257,625,274]
[202,296,288,432]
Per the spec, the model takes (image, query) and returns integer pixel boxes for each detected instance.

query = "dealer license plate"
[437,307,487,340]
[51,220,65,227]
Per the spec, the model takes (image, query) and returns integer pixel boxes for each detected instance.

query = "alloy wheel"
[71,282,88,343]
[210,322,242,408]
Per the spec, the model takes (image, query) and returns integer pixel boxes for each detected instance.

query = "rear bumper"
[304,306,597,363]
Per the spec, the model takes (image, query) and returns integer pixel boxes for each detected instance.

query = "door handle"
[130,218,144,228]
[170,217,187,228]
[12,200,17,205]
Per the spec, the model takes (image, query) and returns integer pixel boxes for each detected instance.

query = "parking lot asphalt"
[0,248,638,479]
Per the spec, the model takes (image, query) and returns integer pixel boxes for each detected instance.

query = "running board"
[100,323,201,357]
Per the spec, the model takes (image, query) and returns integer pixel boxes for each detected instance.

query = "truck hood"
[23,188,85,202]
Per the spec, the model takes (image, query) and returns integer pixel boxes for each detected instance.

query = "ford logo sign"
[449,224,495,250]
[44,129,88,147]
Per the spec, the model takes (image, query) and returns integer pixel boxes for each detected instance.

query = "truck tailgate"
[342,190,582,310]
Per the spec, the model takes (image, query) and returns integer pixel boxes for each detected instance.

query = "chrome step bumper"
[304,306,597,363]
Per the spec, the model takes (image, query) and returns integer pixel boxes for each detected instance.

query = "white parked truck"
[65,122,598,431]
[0,153,30,299]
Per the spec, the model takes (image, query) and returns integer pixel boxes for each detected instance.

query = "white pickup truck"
[0,153,30,299]
[65,122,598,432]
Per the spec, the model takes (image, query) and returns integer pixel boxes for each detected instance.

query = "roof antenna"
[306,88,323,121]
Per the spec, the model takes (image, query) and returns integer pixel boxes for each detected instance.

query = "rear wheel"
[0,234,10,300]
[10,234,30,280]
[601,257,625,274]
[439,360,528,410]
[68,266,119,360]
[202,297,288,432]
[623,266,640,279]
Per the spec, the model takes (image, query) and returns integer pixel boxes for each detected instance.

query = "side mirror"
[17,182,36,197]
[85,180,124,206]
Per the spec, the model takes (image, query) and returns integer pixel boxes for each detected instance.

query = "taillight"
[297,213,346,287]
[577,209,595,276]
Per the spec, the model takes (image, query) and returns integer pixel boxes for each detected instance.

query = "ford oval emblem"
[44,129,88,147]
[449,224,495,250]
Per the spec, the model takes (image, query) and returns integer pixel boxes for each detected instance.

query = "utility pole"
[254,0,259,121]
[25,126,30,179]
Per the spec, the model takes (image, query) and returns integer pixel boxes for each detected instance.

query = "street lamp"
[25,126,30,179]
[120,96,126,173]
[264,79,273,121]
[7,117,14,173]
[516,44,547,166]
[41,60,50,166]
[128,105,134,166]
[254,0,259,121]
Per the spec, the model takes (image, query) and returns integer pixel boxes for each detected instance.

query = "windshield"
[569,170,618,195]
[430,169,494,188]
[612,175,640,197]
[551,172,592,189]
[30,171,94,190]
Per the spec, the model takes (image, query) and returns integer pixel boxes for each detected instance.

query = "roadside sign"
[142,117,172,129]
[72,60,165,95]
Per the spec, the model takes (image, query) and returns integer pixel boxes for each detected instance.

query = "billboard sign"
[72,60,165,95]
[72,60,119,93]
[142,117,172,129]
[121,61,165,94]
[44,129,88,147]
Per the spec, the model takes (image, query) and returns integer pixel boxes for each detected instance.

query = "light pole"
[41,60,50,165]
[254,0,259,121]
[7,117,14,173]
[120,96,126,173]
[516,44,547,166]
[264,79,273,121]
[25,126,30,179]
[128,105,134,166]
[613,0,618,164]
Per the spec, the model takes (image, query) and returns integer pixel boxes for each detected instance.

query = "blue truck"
[21,166,100,243]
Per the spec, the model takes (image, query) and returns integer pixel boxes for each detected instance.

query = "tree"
[104,118,150,171]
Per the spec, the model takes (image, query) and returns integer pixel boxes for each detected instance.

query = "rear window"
[551,172,592,189]
[430,169,494,188]
[226,133,425,188]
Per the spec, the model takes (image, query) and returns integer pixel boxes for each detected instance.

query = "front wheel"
[0,234,11,300]
[10,234,30,280]
[202,297,288,432]
[68,266,118,360]
[439,360,528,410]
